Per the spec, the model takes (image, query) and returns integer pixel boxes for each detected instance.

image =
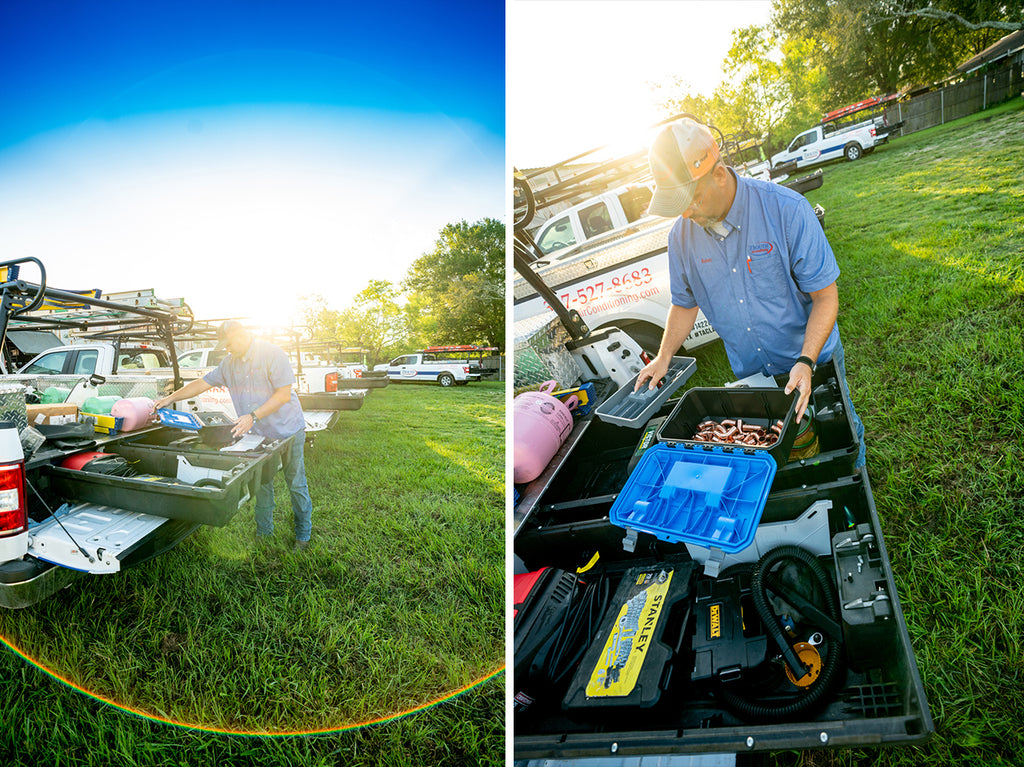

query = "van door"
[535,215,578,256]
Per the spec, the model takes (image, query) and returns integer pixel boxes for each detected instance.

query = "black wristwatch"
[796,355,816,372]
[250,411,259,423]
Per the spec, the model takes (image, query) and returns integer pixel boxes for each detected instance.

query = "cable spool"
[788,407,820,461]
[714,545,844,723]
[784,642,823,688]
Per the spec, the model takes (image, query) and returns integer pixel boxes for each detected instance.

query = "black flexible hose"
[715,545,844,723]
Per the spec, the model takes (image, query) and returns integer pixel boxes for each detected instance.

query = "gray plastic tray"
[594,356,696,427]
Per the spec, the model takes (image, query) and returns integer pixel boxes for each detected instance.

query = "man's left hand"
[231,413,255,438]
[784,361,814,423]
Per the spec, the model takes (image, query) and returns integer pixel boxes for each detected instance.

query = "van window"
[178,351,204,368]
[536,216,576,255]
[22,350,68,375]
[618,186,653,223]
[580,202,613,239]
[72,349,99,375]
[790,131,815,152]
[118,351,167,370]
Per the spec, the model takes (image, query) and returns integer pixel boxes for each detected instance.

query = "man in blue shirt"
[155,321,314,549]
[634,118,865,467]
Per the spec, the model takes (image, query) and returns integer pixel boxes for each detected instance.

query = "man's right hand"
[634,356,669,392]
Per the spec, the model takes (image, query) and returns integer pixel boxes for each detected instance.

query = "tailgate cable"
[25,477,95,564]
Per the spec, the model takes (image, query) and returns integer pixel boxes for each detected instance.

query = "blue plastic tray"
[609,442,777,553]
[156,409,203,430]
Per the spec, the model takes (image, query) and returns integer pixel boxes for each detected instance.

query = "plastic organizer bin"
[685,498,832,577]
[156,409,241,448]
[595,356,696,428]
[609,442,777,554]
[657,386,799,468]
[515,466,935,759]
[45,442,278,526]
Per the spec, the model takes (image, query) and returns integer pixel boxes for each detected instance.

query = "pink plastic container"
[110,397,156,432]
[513,381,578,485]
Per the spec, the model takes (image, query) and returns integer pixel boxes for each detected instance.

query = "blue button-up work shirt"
[203,339,305,440]
[668,171,841,378]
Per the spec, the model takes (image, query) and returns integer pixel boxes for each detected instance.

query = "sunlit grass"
[761,98,1024,766]
[0,381,504,763]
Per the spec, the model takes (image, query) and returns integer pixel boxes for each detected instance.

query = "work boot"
[293,540,310,553]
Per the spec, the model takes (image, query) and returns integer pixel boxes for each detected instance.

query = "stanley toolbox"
[513,372,932,760]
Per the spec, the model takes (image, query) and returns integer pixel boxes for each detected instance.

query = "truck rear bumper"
[0,516,199,609]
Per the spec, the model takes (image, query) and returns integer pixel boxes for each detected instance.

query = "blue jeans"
[255,430,313,541]
[828,338,866,469]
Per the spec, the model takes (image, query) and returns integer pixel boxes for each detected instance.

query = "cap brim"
[647,181,698,218]
[215,337,228,351]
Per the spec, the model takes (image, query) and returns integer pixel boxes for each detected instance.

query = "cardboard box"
[26,403,79,426]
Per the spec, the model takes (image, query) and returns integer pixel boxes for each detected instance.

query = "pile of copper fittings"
[691,418,785,447]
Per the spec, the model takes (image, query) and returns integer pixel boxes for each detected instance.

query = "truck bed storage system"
[0,258,289,608]
[513,361,932,758]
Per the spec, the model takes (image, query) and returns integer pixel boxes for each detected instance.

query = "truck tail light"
[464,366,470,374]
[354,369,362,378]
[0,462,27,537]
[325,372,338,392]
[870,127,876,137]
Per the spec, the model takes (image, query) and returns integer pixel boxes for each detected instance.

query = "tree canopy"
[403,218,505,349]
[302,217,505,364]
[655,0,1020,152]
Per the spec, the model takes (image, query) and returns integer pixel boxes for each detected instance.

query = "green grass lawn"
[0,380,505,765]
[595,98,1023,766]
[687,98,1023,766]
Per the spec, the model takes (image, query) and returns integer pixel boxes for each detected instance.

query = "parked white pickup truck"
[3,341,238,417]
[516,207,719,355]
[374,352,478,387]
[0,260,285,609]
[532,182,656,262]
[771,117,891,170]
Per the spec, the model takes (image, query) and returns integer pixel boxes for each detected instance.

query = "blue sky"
[0,1,504,325]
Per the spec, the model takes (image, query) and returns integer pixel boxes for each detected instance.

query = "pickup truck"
[770,117,894,170]
[0,260,286,609]
[177,345,383,397]
[516,201,719,355]
[374,352,479,386]
[532,182,656,261]
[0,404,284,609]
[4,341,238,418]
[515,158,826,356]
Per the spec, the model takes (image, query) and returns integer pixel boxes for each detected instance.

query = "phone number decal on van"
[556,267,654,309]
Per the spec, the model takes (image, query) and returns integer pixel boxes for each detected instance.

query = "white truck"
[771,117,893,170]
[515,133,827,356]
[0,259,286,609]
[532,182,656,262]
[5,341,241,420]
[515,201,719,355]
[375,352,479,387]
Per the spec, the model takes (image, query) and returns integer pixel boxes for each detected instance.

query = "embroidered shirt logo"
[701,258,713,264]
[749,242,774,257]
